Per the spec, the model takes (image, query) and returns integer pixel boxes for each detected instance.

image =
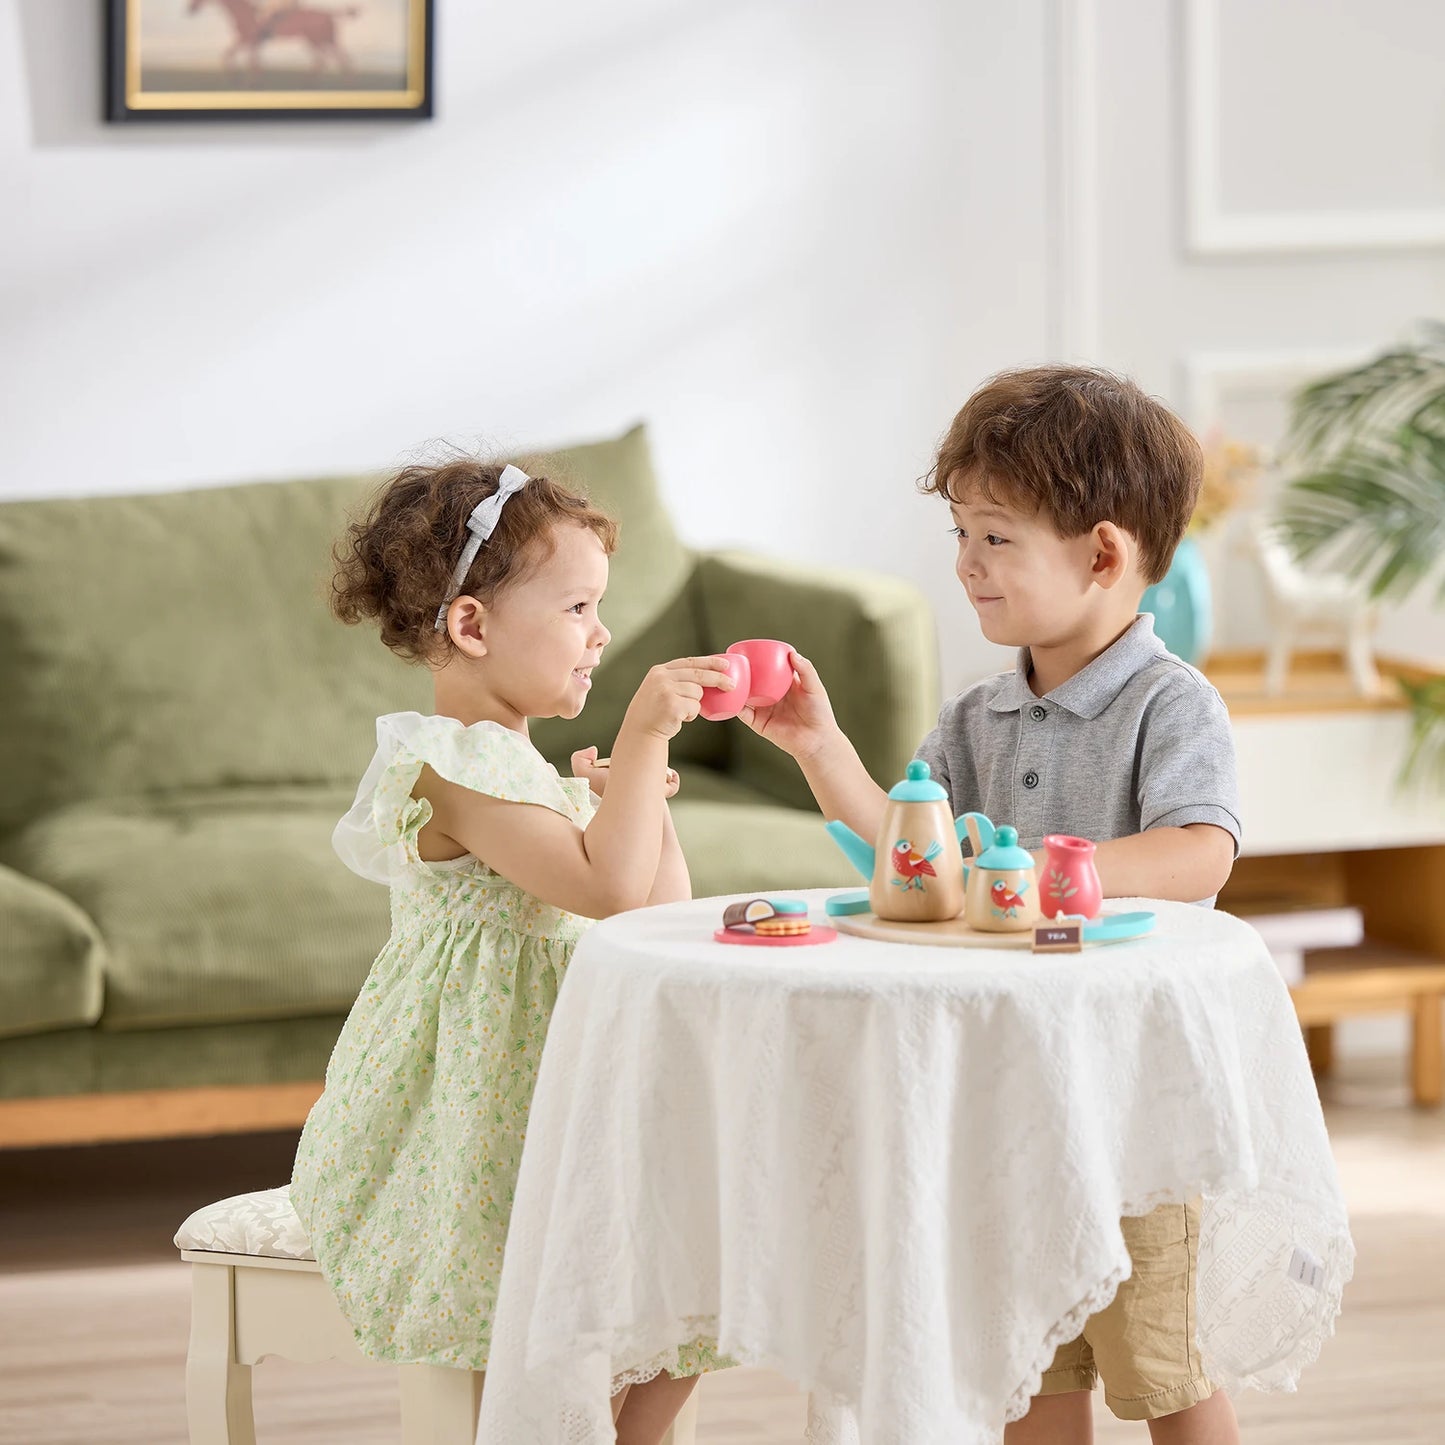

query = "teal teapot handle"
[957,811,994,858]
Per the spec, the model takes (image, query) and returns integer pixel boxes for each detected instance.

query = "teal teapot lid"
[888,759,947,802]
[977,824,1033,869]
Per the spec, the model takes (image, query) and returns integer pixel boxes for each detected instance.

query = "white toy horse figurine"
[1243,524,1380,697]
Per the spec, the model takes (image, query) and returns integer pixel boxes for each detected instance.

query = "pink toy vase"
[1040,835,1103,921]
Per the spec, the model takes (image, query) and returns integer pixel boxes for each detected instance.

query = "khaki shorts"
[1038,1202,1215,1421]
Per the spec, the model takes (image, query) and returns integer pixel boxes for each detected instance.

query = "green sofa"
[0,425,936,1145]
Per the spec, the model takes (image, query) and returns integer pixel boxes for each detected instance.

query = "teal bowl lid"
[977,824,1034,869]
[888,759,947,802]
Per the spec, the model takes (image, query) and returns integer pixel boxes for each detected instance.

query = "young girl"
[290,457,734,1445]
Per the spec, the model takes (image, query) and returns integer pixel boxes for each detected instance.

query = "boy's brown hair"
[333,457,619,664]
[922,365,1202,584]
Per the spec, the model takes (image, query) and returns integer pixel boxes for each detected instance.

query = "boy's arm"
[739,653,889,836]
[797,730,890,841]
[1083,823,1235,903]
[1091,682,1241,902]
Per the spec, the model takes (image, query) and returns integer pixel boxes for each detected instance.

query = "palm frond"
[1282,326,1445,792]
[1277,425,1445,603]
[1399,677,1445,792]
[1286,321,1445,465]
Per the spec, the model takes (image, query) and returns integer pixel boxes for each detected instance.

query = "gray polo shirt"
[914,615,1241,867]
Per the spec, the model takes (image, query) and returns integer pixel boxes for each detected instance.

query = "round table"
[476,891,1353,1445]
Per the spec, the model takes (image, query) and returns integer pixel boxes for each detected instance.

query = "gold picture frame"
[106,0,434,121]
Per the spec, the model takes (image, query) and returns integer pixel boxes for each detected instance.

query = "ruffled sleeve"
[332,712,590,885]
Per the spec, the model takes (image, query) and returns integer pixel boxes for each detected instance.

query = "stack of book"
[1231,905,1364,985]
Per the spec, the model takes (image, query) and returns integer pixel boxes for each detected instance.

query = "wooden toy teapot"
[825,760,970,922]
[961,814,1041,932]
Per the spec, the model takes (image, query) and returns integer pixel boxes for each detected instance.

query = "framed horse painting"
[105,0,434,121]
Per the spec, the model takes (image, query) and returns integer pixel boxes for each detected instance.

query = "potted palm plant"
[1278,322,1445,785]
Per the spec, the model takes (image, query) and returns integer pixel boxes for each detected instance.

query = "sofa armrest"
[0,861,105,1041]
[694,551,939,812]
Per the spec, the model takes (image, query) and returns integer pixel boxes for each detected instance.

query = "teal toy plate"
[1080,911,1155,943]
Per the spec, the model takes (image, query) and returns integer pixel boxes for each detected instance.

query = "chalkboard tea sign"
[1032,920,1083,953]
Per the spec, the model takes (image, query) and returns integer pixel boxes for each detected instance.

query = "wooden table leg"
[1305,1023,1335,1077]
[1413,993,1443,1108]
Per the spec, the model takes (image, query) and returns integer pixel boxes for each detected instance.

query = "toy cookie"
[714,897,836,947]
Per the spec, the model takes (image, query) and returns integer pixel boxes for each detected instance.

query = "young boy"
[741,365,1243,1443]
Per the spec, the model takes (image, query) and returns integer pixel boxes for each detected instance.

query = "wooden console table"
[1210,650,1445,1106]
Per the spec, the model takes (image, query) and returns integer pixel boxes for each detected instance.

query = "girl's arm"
[571,748,689,907]
[646,804,691,906]
[420,658,733,919]
[420,777,656,919]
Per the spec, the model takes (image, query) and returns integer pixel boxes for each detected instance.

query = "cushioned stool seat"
[175,1186,698,1444]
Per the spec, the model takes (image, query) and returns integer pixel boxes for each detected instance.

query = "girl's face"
[478,523,613,720]
[947,485,1102,649]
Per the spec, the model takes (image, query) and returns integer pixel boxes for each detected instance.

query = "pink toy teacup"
[697,640,797,721]
[727,639,796,707]
[699,652,752,721]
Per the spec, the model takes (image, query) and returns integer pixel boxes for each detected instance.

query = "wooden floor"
[1,1055,1441,1444]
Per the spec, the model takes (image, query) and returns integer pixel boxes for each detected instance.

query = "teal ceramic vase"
[1141,535,1212,663]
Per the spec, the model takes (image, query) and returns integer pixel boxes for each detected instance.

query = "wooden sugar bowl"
[962,817,1041,932]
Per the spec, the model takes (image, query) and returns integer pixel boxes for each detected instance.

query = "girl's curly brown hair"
[332,458,619,664]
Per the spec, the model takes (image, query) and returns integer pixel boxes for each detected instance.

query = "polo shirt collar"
[986,614,1166,719]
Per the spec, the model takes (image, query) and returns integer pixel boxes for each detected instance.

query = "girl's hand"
[571,746,680,798]
[738,651,841,762]
[620,656,738,743]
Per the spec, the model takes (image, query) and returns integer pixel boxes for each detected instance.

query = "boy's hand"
[571,746,679,798]
[620,656,737,743]
[737,651,841,762]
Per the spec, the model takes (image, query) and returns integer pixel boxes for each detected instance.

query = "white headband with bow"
[433,464,531,631]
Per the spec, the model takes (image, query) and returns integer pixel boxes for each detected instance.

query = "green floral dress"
[291,713,719,1376]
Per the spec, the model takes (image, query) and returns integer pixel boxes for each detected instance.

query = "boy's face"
[947,477,1127,649]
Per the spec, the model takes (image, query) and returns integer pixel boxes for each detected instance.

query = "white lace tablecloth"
[476,892,1353,1445]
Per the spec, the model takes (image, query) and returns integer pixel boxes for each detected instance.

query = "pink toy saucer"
[713,925,838,947]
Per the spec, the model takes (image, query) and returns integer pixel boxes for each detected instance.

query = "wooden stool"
[1292,946,1445,1107]
[176,1187,700,1444]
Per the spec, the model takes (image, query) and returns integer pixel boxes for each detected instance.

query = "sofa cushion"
[0,474,429,835]
[670,766,858,897]
[1,790,390,1031]
[0,864,105,1040]
[0,1013,346,1100]
[0,426,718,836]
[528,425,723,772]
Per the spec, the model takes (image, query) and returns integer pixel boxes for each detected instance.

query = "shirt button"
[1030,705,1047,721]
[1023,770,1039,789]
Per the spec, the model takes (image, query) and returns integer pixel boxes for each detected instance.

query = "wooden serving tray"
[832,911,1153,949]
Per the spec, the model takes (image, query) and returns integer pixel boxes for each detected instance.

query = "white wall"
[1077,0,1445,665]
[2,0,1444,692]
[0,0,1054,693]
